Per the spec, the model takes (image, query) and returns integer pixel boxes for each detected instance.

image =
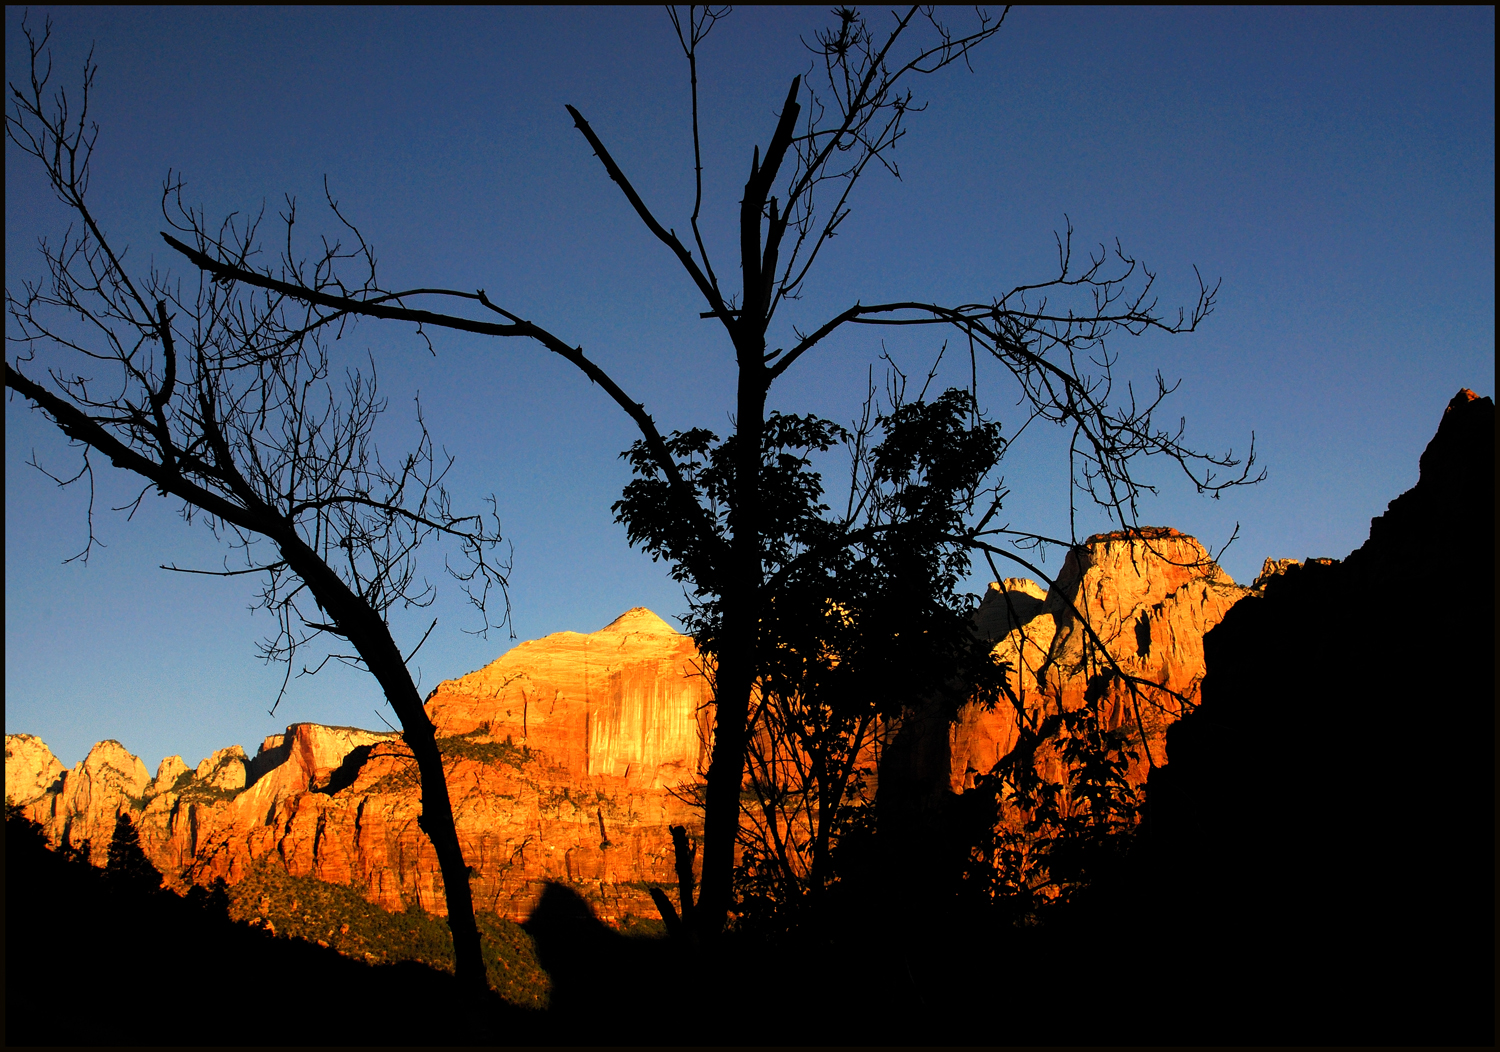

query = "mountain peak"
[598,607,678,636]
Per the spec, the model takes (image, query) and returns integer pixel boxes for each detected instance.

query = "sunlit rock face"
[5,733,65,806]
[181,610,712,920]
[426,606,711,790]
[149,755,191,797]
[8,609,712,925]
[243,724,398,798]
[973,577,1048,642]
[8,541,1282,926]
[7,739,151,865]
[947,529,1256,794]
[194,745,248,791]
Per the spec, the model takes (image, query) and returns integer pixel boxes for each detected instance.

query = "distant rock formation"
[8,534,1320,931]
[8,739,150,866]
[943,528,1257,799]
[425,606,711,789]
[6,608,711,925]
[5,733,64,807]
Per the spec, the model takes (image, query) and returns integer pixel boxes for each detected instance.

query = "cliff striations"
[7,609,711,925]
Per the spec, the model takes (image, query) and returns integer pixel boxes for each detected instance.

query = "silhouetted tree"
[6,803,54,860]
[127,6,1259,938]
[5,18,508,992]
[105,811,164,895]
[620,381,1012,932]
[944,677,1143,922]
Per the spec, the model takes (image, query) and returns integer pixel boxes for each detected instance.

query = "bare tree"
[4,19,508,993]
[141,5,1261,938]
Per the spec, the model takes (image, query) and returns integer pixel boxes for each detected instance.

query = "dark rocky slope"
[1127,389,1494,1042]
[3,810,547,1045]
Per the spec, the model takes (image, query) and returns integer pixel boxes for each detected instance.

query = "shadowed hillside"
[4,808,547,1045]
[1101,389,1495,1043]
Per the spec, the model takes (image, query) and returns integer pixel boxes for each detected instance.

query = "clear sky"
[6,6,1493,773]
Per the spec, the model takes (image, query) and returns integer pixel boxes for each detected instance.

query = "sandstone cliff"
[7,608,712,925]
[5,733,65,806]
[424,606,712,789]
[8,539,1289,927]
[8,739,151,866]
[945,528,1256,796]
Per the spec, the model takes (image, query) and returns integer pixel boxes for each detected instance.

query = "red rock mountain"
[948,528,1262,795]
[7,535,1282,923]
[8,609,709,924]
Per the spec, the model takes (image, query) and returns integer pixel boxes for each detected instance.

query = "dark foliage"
[937,681,1143,925]
[223,857,551,1010]
[619,388,1012,933]
[435,730,535,769]
[360,730,536,794]
[183,876,231,920]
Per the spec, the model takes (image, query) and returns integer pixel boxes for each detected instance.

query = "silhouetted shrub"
[184,875,231,920]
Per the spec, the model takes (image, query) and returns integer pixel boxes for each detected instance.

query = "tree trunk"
[697,641,754,932]
[695,352,768,935]
[4,313,489,993]
[406,710,487,994]
[278,538,487,992]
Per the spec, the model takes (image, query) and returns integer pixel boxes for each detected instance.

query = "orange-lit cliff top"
[1081,525,1187,545]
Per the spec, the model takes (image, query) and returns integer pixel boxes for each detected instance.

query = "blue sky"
[6,6,1493,772]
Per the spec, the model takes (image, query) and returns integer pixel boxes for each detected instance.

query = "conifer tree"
[105,812,163,895]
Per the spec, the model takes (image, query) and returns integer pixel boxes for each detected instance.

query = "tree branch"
[564,104,729,319]
[160,231,732,587]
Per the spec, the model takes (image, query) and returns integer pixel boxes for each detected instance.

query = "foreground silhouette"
[4,810,541,1046]
[1080,389,1496,1043]
[5,16,509,990]
[4,817,1112,1045]
[7,395,1489,1046]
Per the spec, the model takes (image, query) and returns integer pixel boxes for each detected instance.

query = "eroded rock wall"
[8,543,1292,926]
[6,608,712,925]
[946,529,1256,795]
[8,739,151,866]
[5,733,65,806]
[426,606,712,790]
